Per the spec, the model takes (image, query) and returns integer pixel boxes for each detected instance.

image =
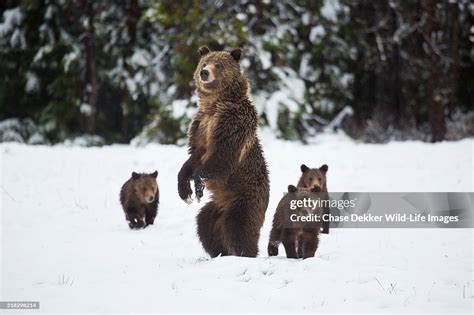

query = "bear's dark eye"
[309,177,312,181]
[202,63,207,67]
[318,177,322,181]
[142,188,147,193]
[215,63,222,69]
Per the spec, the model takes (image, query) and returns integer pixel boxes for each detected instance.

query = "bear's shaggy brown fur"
[298,164,330,234]
[178,46,270,257]
[120,171,159,229]
[268,185,322,259]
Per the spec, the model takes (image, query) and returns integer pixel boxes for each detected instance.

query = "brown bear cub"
[268,184,322,259]
[120,171,159,229]
[178,46,270,258]
[298,164,330,234]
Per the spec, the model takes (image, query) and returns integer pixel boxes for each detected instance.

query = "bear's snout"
[200,69,209,81]
[311,185,321,192]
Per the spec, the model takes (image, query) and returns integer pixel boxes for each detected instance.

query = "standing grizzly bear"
[178,46,270,258]
[298,164,330,234]
[120,171,159,229]
[267,185,322,259]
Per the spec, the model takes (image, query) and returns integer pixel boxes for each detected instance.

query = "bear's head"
[297,164,328,192]
[131,171,158,204]
[194,46,246,97]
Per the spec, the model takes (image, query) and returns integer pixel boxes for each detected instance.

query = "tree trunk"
[423,0,446,142]
[449,1,460,113]
[83,0,98,134]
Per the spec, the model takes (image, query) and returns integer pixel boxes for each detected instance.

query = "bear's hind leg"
[223,201,262,257]
[197,202,228,257]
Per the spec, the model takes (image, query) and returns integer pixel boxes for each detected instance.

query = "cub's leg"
[126,209,146,229]
[267,224,281,256]
[282,229,298,259]
[297,233,304,258]
[321,206,330,234]
[197,201,228,257]
[145,206,157,226]
[302,228,319,259]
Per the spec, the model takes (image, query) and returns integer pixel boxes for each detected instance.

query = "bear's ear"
[319,164,328,173]
[300,164,309,173]
[230,47,243,62]
[132,172,140,180]
[288,185,297,193]
[151,170,158,178]
[198,46,210,56]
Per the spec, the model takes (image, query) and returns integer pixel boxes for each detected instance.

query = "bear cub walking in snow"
[120,171,159,229]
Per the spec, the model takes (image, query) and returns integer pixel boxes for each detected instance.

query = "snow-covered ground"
[1,132,472,313]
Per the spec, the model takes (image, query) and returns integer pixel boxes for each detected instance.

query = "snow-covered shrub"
[130,99,196,146]
[446,110,474,141]
[62,135,105,147]
[0,118,48,144]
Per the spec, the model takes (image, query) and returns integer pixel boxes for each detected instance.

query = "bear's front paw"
[194,174,206,203]
[178,179,193,204]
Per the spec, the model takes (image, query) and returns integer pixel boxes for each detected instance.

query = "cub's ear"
[300,164,309,173]
[151,171,158,178]
[319,164,328,173]
[198,46,210,56]
[132,172,140,180]
[288,185,297,193]
[230,47,243,62]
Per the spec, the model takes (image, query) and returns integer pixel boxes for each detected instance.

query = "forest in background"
[0,0,472,145]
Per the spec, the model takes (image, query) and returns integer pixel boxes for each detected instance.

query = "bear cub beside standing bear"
[267,184,323,259]
[298,164,330,234]
[120,171,159,229]
[267,164,329,259]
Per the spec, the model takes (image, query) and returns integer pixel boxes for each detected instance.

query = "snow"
[63,49,79,72]
[25,71,39,93]
[171,99,189,118]
[321,0,341,22]
[9,28,25,48]
[79,103,92,115]
[309,25,326,43]
[255,40,272,70]
[0,7,23,38]
[1,134,472,313]
[264,67,306,131]
[130,49,151,68]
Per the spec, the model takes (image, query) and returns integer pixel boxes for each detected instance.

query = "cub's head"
[288,184,321,193]
[297,164,328,191]
[131,171,158,204]
[194,45,246,96]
